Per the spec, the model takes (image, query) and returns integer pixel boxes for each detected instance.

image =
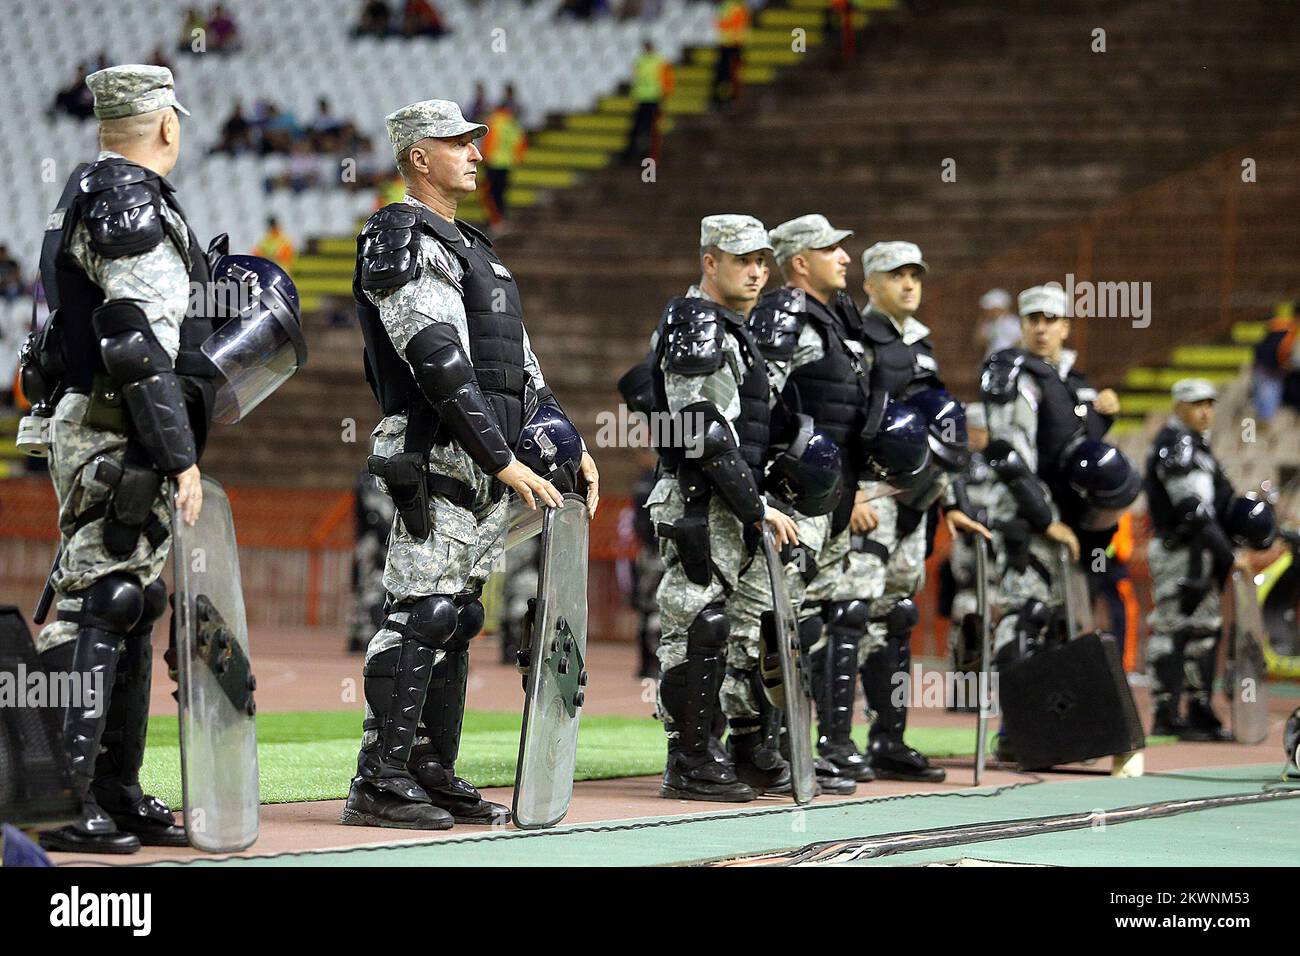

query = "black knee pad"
[137,579,168,631]
[881,598,918,643]
[452,595,486,650]
[1010,598,1051,651]
[686,604,729,656]
[400,594,459,650]
[827,599,870,635]
[797,615,823,654]
[78,572,146,634]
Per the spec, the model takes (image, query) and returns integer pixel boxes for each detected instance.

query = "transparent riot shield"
[1227,570,1270,746]
[171,476,259,852]
[760,527,816,805]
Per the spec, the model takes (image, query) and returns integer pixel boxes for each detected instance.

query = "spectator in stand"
[178,7,207,52]
[402,0,450,37]
[260,102,304,154]
[1253,301,1300,424]
[310,97,345,151]
[498,83,520,117]
[356,0,393,36]
[53,65,96,120]
[208,3,241,52]
[976,287,1020,357]
[215,100,255,154]
[468,82,489,122]
[713,0,749,106]
[557,0,601,19]
[0,245,25,300]
[149,46,174,72]
[253,217,296,272]
[481,102,527,222]
[620,40,673,164]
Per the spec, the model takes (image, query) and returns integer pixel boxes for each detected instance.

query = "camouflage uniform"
[347,470,396,651]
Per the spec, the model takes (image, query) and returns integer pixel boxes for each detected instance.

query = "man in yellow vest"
[621,41,673,165]
[481,103,526,222]
[713,0,749,106]
[253,216,295,272]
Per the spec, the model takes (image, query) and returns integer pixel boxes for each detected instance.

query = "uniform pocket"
[430,497,476,545]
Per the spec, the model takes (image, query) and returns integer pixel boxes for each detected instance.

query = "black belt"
[72,501,169,550]
[427,473,478,511]
[476,367,530,394]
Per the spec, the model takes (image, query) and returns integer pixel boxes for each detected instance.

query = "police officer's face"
[414,133,483,197]
[799,245,849,296]
[864,265,923,319]
[709,250,767,307]
[1021,312,1069,359]
[1176,399,1215,433]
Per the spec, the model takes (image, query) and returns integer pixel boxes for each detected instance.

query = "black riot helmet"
[766,413,844,517]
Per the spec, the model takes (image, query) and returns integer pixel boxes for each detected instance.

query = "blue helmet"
[907,388,971,473]
[1224,495,1276,550]
[861,400,931,489]
[202,254,307,424]
[1063,439,1141,530]
[766,414,843,517]
[516,404,584,495]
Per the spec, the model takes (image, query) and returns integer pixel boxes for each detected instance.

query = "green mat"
[139,709,998,810]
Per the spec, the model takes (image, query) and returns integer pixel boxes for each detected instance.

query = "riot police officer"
[851,242,989,782]
[647,215,800,802]
[25,66,216,854]
[748,214,875,791]
[344,99,599,829]
[1145,378,1275,740]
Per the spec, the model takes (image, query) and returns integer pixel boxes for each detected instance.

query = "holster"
[657,494,712,587]
[84,453,164,557]
[368,452,431,542]
[83,373,128,433]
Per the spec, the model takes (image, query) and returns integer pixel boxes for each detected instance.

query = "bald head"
[99,108,181,175]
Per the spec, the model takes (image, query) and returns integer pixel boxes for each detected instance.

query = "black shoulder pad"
[358,205,421,291]
[858,310,898,345]
[747,290,804,362]
[1154,429,1197,476]
[662,296,727,376]
[79,163,163,259]
[980,349,1026,404]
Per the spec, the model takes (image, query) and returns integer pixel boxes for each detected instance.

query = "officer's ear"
[160,109,179,146]
[1059,317,1071,342]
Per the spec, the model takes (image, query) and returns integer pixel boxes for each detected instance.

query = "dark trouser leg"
[408,595,509,824]
[862,598,945,782]
[659,605,755,801]
[1149,629,1187,735]
[1181,629,1232,741]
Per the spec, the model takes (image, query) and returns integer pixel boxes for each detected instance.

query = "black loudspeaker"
[0,606,78,827]
[998,632,1146,769]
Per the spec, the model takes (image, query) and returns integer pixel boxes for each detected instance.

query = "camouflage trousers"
[646,478,768,729]
[1145,538,1222,702]
[37,393,172,655]
[993,533,1064,655]
[862,496,927,660]
[347,531,389,645]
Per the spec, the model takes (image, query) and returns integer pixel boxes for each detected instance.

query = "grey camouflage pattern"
[699,215,772,255]
[385,99,488,158]
[86,65,189,119]
[862,495,928,660]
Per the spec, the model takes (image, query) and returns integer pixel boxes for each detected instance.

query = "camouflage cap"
[861,240,927,277]
[386,99,488,158]
[700,214,772,255]
[1172,377,1218,404]
[768,214,853,267]
[87,65,189,120]
[1018,284,1070,319]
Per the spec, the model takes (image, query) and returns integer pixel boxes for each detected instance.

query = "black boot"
[861,606,946,783]
[659,607,755,802]
[725,669,792,795]
[815,602,874,782]
[1149,636,1188,737]
[1181,696,1234,742]
[409,644,509,825]
[342,606,456,829]
[93,593,188,847]
[37,625,140,855]
[814,756,857,795]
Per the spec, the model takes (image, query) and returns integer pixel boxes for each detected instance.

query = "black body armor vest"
[40,157,217,453]
[1145,424,1234,537]
[858,306,942,399]
[354,204,529,448]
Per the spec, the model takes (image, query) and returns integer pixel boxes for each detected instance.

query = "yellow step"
[510,167,577,189]
[521,149,611,170]
[1231,321,1269,344]
[745,27,824,47]
[317,236,357,256]
[1124,367,1240,391]
[743,47,806,66]
[1168,345,1252,368]
[1108,419,1145,438]
[536,129,627,151]
[566,112,632,132]
[1117,393,1174,414]
[296,276,354,297]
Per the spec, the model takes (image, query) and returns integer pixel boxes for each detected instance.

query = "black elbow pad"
[92,300,196,474]
[680,401,765,525]
[986,439,1053,532]
[406,322,512,474]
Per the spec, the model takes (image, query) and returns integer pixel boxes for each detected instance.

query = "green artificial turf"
[138,709,1168,810]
